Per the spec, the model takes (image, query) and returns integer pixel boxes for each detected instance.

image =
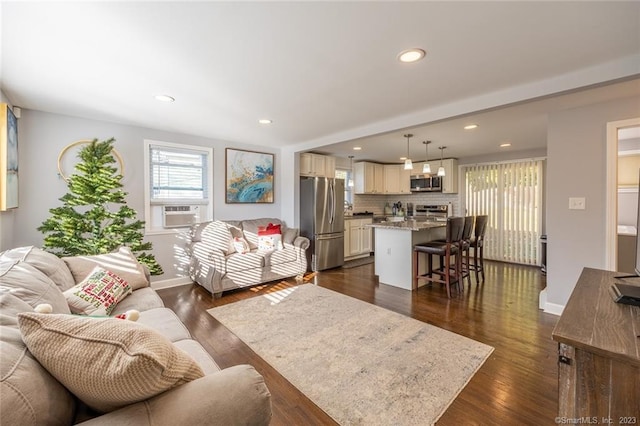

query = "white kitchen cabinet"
[399,166,411,194]
[346,218,372,258]
[384,165,400,194]
[344,219,350,259]
[420,159,459,193]
[354,162,384,194]
[300,153,336,178]
[383,164,412,194]
[325,155,336,178]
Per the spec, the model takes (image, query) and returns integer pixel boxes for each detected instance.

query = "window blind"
[149,146,208,201]
[464,159,543,265]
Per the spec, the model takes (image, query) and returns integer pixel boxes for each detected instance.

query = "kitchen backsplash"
[353,193,461,216]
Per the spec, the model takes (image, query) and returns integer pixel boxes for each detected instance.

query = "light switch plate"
[569,197,586,210]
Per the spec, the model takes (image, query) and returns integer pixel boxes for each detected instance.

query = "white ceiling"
[2,2,639,162]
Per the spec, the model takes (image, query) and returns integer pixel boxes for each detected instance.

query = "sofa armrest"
[293,235,310,250]
[76,365,271,426]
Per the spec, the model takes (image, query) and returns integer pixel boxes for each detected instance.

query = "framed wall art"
[0,104,18,210]
[225,148,274,204]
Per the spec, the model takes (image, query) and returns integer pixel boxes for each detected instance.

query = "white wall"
[14,109,283,283]
[545,96,640,310]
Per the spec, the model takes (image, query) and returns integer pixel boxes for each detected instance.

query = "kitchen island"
[369,220,446,290]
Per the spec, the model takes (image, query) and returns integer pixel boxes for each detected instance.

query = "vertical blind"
[149,145,208,201]
[464,159,543,265]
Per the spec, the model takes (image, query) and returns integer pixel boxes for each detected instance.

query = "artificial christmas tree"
[38,138,163,275]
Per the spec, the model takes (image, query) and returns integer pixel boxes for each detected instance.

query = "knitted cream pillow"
[17,312,204,413]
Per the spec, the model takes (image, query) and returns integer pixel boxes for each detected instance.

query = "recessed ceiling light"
[464,124,478,130]
[398,48,426,63]
[353,146,362,151]
[154,94,175,103]
[400,157,407,160]
[500,143,512,148]
[258,119,272,124]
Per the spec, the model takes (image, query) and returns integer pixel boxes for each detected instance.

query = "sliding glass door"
[464,159,544,265]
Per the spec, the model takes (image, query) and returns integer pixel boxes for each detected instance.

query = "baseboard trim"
[539,289,564,316]
[151,276,193,290]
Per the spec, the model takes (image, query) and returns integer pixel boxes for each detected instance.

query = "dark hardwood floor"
[158,260,559,425]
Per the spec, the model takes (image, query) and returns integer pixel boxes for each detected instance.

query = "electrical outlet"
[569,197,586,210]
[387,248,391,255]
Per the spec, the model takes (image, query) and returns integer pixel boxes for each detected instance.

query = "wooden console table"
[552,267,640,419]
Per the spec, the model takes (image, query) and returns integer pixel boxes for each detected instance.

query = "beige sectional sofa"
[187,218,310,297]
[0,246,271,425]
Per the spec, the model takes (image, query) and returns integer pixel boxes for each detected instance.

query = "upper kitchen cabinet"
[425,159,458,193]
[354,162,384,194]
[300,153,336,178]
[383,164,411,194]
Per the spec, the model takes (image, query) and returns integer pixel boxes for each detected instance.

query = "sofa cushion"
[18,312,205,413]
[0,294,76,426]
[201,220,235,255]
[0,246,76,291]
[0,260,71,314]
[225,252,265,273]
[63,246,150,291]
[110,287,164,315]
[268,247,298,266]
[136,308,192,343]
[63,266,133,316]
[172,339,221,375]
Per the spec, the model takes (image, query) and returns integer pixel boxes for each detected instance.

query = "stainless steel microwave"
[410,174,442,192]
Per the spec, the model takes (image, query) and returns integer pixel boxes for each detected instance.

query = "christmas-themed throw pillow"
[257,223,283,251]
[63,266,132,316]
[232,237,250,254]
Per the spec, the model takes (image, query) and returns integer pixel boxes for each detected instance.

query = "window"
[150,146,207,201]
[335,169,353,206]
[464,159,544,265]
[144,140,213,233]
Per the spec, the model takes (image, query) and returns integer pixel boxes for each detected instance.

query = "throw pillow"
[62,247,149,291]
[257,223,283,251]
[282,227,299,245]
[232,237,250,254]
[0,246,76,291]
[0,294,76,426]
[17,312,205,413]
[63,266,132,316]
[0,260,71,314]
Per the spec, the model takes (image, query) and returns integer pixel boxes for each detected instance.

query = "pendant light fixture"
[403,134,413,170]
[348,155,354,187]
[437,146,446,177]
[422,141,432,174]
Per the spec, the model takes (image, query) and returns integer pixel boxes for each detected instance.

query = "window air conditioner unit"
[162,205,200,228]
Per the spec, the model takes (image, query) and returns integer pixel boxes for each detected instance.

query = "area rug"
[208,284,493,426]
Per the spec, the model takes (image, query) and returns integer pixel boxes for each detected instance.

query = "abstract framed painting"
[225,148,274,204]
[0,104,18,210]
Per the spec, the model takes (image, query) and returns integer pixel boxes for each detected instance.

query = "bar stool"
[459,216,475,288]
[429,216,474,289]
[413,217,464,298]
[468,215,488,284]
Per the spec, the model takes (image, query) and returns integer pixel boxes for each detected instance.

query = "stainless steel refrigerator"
[300,177,345,271]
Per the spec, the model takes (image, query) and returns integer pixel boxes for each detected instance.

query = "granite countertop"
[345,214,374,220]
[368,220,446,231]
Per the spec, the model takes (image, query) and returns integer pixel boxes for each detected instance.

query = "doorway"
[605,118,640,271]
